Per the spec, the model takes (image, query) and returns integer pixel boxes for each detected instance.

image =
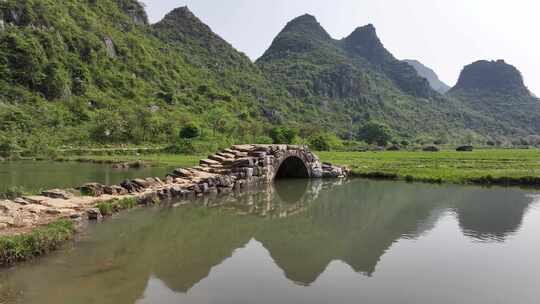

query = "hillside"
[0,1,287,154]
[0,2,539,154]
[404,60,450,93]
[448,60,540,138]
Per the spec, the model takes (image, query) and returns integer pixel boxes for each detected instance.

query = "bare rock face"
[451,60,530,96]
[104,37,117,59]
[118,0,149,25]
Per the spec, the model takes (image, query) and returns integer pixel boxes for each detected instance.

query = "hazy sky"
[142,0,539,94]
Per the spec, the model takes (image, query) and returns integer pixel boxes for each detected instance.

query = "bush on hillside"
[357,122,392,146]
[269,127,298,144]
[179,123,200,139]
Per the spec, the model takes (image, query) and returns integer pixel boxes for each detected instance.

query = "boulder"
[80,183,104,196]
[0,200,20,213]
[456,145,474,152]
[42,189,74,200]
[133,178,151,188]
[103,185,128,195]
[0,215,15,226]
[14,198,30,205]
[22,196,48,205]
[423,146,440,152]
[87,208,102,220]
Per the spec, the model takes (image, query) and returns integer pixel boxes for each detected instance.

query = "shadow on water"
[0,179,537,303]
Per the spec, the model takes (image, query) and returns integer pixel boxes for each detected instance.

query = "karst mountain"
[0,0,538,149]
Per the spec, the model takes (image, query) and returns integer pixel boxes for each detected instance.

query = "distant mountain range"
[0,0,538,150]
[403,60,450,93]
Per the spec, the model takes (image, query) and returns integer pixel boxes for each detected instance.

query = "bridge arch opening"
[275,156,310,179]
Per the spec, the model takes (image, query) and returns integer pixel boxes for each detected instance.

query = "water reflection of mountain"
[1,180,535,304]
[452,188,533,242]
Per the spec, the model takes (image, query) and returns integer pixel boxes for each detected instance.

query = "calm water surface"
[0,161,172,193]
[1,179,539,304]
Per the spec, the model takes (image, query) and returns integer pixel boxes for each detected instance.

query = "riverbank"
[61,148,540,186]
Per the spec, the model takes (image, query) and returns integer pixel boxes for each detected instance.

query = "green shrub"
[97,197,138,217]
[357,122,393,146]
[254,136,273,144]
[269,127,298,144]
[179,123,200,139]
[0,220,75,265]
[97,202,115,216]
[0,186,27,200]
[308,133,343,151]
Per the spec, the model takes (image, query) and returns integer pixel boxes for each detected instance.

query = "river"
[0,161,173,193]
[1,179,539,303]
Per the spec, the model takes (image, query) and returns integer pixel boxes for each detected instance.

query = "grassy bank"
[318,149,540,185]
[64,148,540,186]
[0,220,76,266]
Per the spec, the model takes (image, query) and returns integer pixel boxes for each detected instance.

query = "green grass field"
[67,149,540,186]
[318,149,540,185]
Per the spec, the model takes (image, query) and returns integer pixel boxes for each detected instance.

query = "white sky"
[142,0,539,94]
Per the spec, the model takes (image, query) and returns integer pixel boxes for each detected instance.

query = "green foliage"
[97,197,138,216]
[179,123,200,139]
[357,122,392,146]
[270,127,298,144]
[0,219,75,265]
[0,186,27,200]
[0,1,285,152]
[0,135,20,158]
[0,1,536,154]
[308,132,342,151]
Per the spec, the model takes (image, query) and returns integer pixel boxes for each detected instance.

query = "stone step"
[231,145,255,153]
[223,149,248,158]
[216,152,236,159]
[208,154,228,163]
[200,159,220,166]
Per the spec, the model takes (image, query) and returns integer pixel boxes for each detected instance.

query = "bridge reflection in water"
[0,179,538,304]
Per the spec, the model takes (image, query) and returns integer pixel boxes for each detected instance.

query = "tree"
[206,107,234,137]
[269,127,298,144]
[179,123,200,139]
[357,122,392,146]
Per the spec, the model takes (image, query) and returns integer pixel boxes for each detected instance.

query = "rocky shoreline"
[0,144,348,265]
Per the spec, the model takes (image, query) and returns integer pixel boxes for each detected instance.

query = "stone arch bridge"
[197,144,347,181]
